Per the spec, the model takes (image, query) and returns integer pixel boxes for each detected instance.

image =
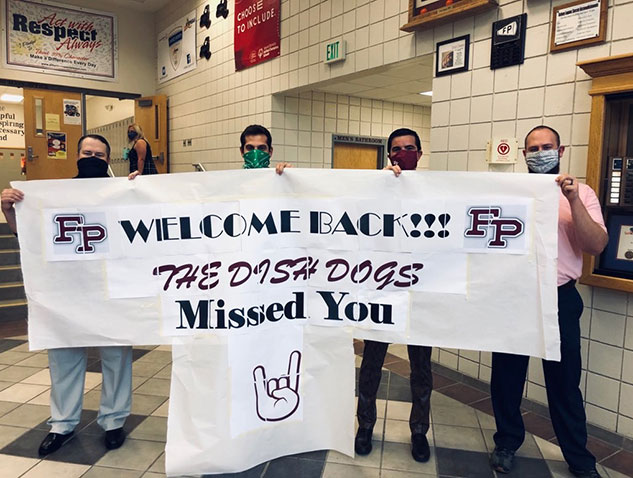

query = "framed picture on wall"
[401,0,498,32]
[435,35,470,77]
[550,0,608,53]
[597,210,633,279]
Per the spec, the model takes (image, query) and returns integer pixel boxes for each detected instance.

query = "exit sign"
[325,38,346,64]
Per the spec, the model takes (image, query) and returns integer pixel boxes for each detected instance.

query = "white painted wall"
[0,0,156,97]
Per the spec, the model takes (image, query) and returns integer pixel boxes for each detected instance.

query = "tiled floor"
[0,324,631,478]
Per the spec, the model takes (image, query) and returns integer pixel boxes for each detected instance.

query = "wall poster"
[4,0,117,80]
[157,10,197,84]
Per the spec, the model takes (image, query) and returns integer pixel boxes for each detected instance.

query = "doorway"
[86,95,135,177]
[331,134,386,169]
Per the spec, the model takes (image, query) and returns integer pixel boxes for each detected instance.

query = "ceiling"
[103,0,170,12]
[292,55,434,106]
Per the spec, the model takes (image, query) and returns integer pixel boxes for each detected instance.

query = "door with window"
[23,88,83,180]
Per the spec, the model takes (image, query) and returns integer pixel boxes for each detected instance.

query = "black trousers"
[356,340,432,436]
[491,281,596,471]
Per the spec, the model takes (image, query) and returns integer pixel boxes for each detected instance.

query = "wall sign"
[234,0,280,71]
[157,11,197,84]
[486,137,518,164]
[4,0,117,81]
[550,0,607,53]
[325,38,346,64]
[490,14,527,70]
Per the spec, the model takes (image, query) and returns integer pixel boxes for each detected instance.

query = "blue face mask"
[525,149,560,174]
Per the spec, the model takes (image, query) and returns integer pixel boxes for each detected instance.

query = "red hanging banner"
[234,0,280,71]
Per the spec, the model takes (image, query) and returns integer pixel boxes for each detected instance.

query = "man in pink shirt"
[490,126,608,478]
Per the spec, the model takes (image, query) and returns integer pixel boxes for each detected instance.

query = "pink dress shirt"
[557,183,606,286]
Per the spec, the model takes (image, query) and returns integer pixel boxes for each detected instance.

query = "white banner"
[166,325,355,475]
[157,10,197,84]
[4,0,117,81]
[13,169,559,359]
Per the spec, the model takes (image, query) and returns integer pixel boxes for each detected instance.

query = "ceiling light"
[419,91,432,96]
[0,93,23,103]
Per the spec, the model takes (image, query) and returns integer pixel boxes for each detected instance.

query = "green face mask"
[243,149,271,169]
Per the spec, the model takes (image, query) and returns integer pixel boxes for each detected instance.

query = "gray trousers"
[47,346,133,434]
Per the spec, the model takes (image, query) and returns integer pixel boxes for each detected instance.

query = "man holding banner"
[1,135,132,456]
[239,123,291,173]
[355,128,433,463]
[489,126,608,478]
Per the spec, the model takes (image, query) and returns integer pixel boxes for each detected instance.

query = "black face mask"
[76,156,109,178]
[128,131,138,141]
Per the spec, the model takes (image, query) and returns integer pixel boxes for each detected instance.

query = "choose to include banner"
[4,0,117,80]
[14,169,560,360]
[234,0,280,70]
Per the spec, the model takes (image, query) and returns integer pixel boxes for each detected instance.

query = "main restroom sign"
[4,0,117,80]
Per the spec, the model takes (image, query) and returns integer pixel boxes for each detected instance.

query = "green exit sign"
[325,38,346,64]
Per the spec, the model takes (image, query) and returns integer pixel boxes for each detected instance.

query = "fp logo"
[464,207,524,248]
[53,215,107,253]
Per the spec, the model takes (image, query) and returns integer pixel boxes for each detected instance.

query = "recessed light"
[0,93,23,103]
[419,91,433,96]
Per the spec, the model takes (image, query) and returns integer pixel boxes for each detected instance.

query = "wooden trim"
[587,73,633,96]
[550,0,607,53]
[401,0,497,32]
[0,78,140,100]
[578,53,633,78]
[580,268,633,292]
[580,95,604,286]
[579,56,633,291]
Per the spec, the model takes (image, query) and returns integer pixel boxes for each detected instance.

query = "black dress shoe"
[38,431,74,456]
[569,467,602,478]
[354,427,373,455]
[411,433,430,462]
[105,427,126,450]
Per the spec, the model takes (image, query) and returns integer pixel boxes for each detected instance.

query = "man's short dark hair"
[524,125,561,149]
[388,128,421,153]
[77,134,111,158]
[240,124,272,150]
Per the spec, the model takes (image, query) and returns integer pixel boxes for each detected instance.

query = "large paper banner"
[14,169,559,359]
[4,0,117,81]
[166,325,355,475]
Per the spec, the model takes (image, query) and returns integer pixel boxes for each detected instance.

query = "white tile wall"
[155,0,633,439]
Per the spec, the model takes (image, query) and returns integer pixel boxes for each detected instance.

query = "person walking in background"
[127,123,158,177]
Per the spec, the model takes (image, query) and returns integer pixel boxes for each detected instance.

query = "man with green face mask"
[239,124,291,174]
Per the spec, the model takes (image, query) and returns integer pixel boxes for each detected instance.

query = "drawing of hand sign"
[253,350,302,422]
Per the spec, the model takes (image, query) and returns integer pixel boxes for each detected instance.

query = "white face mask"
[525,149,560,173]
